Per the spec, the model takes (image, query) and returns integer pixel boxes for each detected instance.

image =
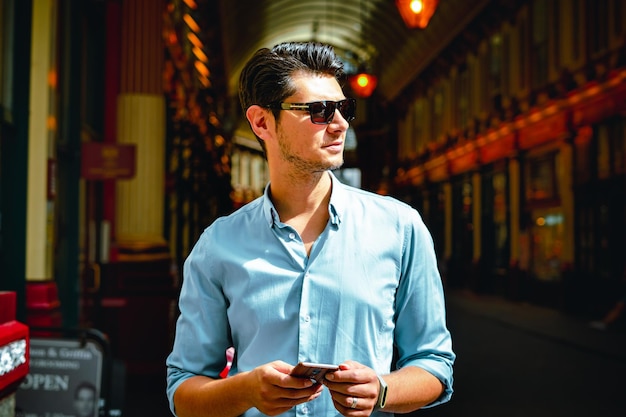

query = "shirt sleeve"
[393,207,455,407]
[166,229,233,415]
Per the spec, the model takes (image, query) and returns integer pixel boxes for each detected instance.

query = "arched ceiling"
[216,0,492,102]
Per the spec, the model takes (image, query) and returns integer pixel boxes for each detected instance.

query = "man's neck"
[268,170,333,256]
[268,170,332,221]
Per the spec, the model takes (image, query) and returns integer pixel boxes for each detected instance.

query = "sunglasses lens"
[307,99,356,124]
[338,99,356,122]
[308,102,330,124]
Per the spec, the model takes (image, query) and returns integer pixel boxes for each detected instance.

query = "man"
[166,41,454,417]
[73,381,97,417]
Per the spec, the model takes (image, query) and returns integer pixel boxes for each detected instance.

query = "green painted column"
[1,0,32,322]
[55,0,82,328]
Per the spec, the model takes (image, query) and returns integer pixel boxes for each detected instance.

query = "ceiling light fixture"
[395,0,439,29]
[348,72,378,98]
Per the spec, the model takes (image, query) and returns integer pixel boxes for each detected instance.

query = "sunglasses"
[274,98,356,124]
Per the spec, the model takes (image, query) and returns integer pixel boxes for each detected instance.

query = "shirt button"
[302,405,310,414]
[289,232,296,240]
[304,315,311,322]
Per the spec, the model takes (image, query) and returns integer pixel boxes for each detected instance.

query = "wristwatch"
[375,374,388,410]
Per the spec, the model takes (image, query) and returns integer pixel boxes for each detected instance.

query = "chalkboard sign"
[15,337,104,417]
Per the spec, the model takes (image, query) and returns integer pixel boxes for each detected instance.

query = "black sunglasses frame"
[274,98,356,124]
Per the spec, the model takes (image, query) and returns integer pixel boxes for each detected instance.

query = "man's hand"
[322,361,381,416]
[247,361,325,416]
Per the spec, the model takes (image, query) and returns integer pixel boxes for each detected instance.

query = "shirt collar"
[262,171,345,228]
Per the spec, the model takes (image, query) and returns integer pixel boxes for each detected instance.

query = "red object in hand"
[219,347,235,378]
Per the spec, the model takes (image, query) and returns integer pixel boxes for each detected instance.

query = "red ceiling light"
[395,0,439,29]
[349,72,378,98]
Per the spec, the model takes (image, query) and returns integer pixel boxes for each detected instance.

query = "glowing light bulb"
[410,0,423,13]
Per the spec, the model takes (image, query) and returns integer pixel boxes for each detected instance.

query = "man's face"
[74,387,95,416]
[271,72,350,174]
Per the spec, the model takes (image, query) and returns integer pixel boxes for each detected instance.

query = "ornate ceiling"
[216,0,492,102]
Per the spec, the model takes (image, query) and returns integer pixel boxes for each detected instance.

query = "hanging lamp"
[349,71,378,98]
[395,0,439,29]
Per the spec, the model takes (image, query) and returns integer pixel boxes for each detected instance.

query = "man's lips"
[323,140,343,149]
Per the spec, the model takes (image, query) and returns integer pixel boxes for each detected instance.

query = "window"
[572,0,581,62]
[0,0,14,123]
[613,0,623,37]
[525,152,559,202]
[530,207,565,282]
[456,67,469,130]
[588,0,609,56]
[531,0,549,89]
[432,86,444,139]
[488,33,503,113]
[414,99,426,151]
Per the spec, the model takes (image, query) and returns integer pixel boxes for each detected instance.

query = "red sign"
[81,142,136,180]
[518,110,569,150]
[0,292,30,393]
[479,132,517,164]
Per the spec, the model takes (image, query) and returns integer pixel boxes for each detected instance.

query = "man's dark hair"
[238,42,345,155]
[74,381,96,398]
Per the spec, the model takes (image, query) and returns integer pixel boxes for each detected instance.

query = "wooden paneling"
[120,0,164,94]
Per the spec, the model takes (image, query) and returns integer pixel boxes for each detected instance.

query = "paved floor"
[419,289,626,417]
[447,289,626,362]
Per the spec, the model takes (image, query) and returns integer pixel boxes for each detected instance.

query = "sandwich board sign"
[15,337,104,417]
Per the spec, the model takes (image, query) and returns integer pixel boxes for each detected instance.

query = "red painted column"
[25,282,62,334]
[0,292,29,416]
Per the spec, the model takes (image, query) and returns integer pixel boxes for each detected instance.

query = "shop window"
[598,118,626,178]
[482,168,510,275]
[597,124,611,179]
[525,152,559,202]
[530,208,564,282]
[492,172,509,270]
[610,118,625,175]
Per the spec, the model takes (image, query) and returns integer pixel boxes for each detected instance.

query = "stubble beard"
[277,131,344,174]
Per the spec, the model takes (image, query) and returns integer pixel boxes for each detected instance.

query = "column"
[559,140,575,266]
[115,0,167,256]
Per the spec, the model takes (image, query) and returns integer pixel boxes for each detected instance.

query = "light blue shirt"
[166,172,454,416]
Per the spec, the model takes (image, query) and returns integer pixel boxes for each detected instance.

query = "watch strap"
[375,374,388,410]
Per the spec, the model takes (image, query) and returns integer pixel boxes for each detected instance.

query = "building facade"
[392,0,626,316]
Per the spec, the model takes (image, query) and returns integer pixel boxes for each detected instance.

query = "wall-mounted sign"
[81,143,136,180]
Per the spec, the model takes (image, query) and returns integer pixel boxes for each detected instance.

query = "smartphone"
[291,362,339,382]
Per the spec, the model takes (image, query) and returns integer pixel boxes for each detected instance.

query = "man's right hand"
[245,361,325,416]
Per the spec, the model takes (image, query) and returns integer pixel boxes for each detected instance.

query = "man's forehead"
[287,73,344,100]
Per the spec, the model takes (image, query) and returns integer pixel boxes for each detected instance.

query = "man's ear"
[246,105,274,140]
